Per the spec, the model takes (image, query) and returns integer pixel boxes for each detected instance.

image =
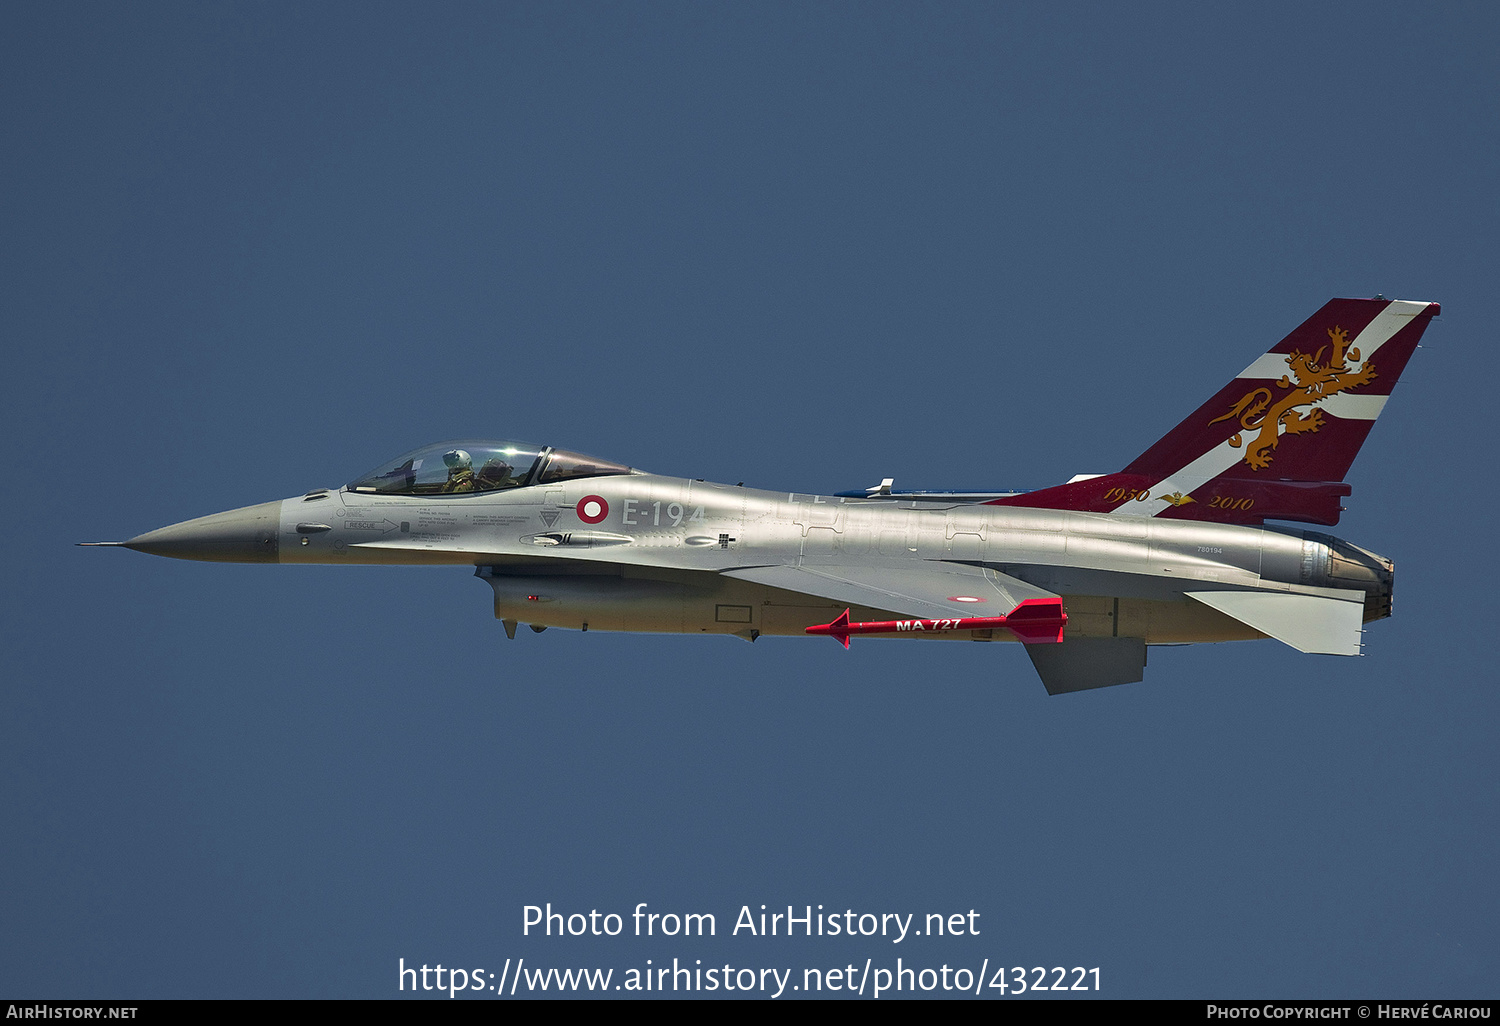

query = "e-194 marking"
[621,500,706,527]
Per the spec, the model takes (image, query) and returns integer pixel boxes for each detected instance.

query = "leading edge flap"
[721,562,1059,622]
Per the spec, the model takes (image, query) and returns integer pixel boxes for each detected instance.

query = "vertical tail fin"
[989,297,1439,526]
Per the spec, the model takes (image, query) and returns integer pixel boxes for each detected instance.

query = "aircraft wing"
[720,562,1059,620]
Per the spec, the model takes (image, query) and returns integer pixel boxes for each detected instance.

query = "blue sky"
[3,1,1496,998]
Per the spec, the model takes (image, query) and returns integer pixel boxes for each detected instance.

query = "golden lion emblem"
[1208,326,1377,471]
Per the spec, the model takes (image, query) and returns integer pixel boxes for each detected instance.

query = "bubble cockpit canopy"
[347,440,632,497]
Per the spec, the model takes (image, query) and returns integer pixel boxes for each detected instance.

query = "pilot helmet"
[442,449,473,470]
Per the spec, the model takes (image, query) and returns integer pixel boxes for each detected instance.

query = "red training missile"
[805,597,1067,648]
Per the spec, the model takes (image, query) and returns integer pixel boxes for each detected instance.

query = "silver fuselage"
[161,471,1390,644]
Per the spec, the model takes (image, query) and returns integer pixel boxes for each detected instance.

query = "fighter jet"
[85,297,1437,694]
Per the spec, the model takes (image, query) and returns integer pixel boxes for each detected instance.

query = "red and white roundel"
[947,595,986,603]
[577,495,609,524]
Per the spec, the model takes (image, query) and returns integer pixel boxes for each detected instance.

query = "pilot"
[440,449,476,493]
[476,457,517,491]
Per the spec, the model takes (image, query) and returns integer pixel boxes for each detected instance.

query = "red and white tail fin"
[989,298,1439,526]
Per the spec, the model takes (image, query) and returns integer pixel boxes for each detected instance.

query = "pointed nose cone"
[125,500,282,563]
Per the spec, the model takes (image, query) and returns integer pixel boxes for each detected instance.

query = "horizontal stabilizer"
[1027,637,1147,695]
[1186,589,1365,656]
[722,562,1058,621]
